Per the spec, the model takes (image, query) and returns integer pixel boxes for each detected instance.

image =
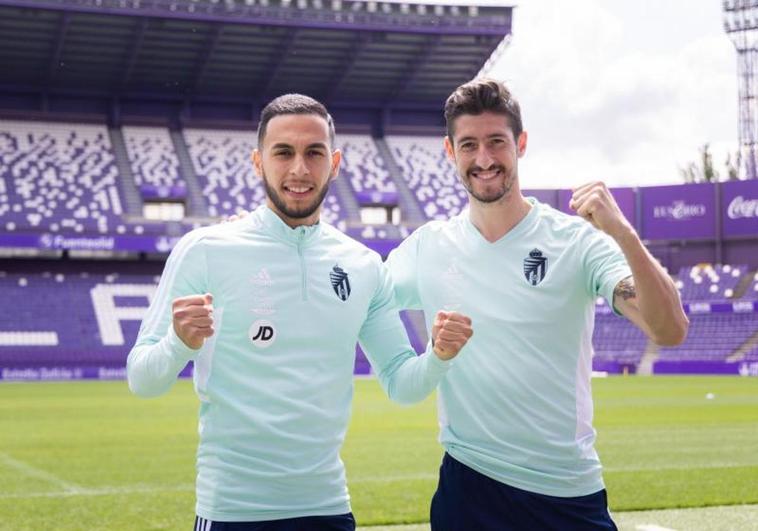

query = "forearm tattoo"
[614,276,637,301]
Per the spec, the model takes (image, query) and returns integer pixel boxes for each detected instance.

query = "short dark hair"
[444,78,523,144]
[257,93,335,148]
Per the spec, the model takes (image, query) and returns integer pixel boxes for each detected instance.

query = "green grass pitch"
[0,376,756,530]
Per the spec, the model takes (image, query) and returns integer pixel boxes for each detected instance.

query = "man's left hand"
[569,181,635,240]
[431,311,473,361]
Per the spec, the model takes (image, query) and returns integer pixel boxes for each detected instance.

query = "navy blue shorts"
[193,513,355,531]
[430,453,617,531]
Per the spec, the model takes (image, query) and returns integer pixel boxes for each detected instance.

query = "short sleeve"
[582,228,632,315]
[385,228,423,310]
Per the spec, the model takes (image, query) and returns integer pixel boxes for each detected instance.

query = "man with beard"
[127,94,473,531]
[386,79,689,530]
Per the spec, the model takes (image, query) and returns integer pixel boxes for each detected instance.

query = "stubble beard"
[261,171,331,221]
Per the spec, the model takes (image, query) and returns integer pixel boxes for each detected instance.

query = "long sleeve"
[127,231,207,397]
[358,257,450,405]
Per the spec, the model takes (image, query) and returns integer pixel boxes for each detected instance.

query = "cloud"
[488,0,738,188]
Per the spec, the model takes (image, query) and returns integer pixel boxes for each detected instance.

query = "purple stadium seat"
[674,264,748,302]
[0,120,123,234]
[386,135,467,219]
[123,126,186,199]
[337,134,396,202]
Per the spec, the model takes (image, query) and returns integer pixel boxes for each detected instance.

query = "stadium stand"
[122,125,185,199]
[182,128,265,218]
[0,120,122,234]
[386,135,468,219]
[0,268,156,376]
[337,134,397,203]
[747,271,758,300]
[657,312,758,361]
[592,303,649,368]
[674,264,748,301]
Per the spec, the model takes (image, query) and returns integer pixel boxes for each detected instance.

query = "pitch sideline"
[357,504,758,531]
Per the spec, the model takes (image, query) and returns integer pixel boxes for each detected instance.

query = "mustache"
[467,164,505,175]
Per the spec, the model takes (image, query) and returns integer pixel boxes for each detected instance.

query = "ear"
[444,136,456,163]
[329,148,342,182]
[252,149,263,177]
[516,131,528,158]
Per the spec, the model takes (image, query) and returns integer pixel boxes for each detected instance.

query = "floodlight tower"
[724,0,758,179]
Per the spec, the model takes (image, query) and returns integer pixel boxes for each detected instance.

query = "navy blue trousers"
[193,513,355,531]
[431,453,617,531]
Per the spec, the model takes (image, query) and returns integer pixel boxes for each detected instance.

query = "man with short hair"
[387,79,688,530]
[127,93,473,531]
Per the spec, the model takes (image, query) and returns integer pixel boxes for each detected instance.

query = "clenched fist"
[569,181,635,241]
[431,311,473,361]
[173,293,215,350]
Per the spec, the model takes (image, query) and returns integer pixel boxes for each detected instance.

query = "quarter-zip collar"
[254,204,322,246]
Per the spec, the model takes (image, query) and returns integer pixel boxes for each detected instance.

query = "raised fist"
[172,293,215,350]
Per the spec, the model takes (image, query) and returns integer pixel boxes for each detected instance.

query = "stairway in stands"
[170,130,208,218]
[374,137,425,225]
[108,128,142,217]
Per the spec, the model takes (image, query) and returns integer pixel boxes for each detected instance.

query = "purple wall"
[647,242,717,272]
[523,189,558,208]
[557,187,636,229]
[724,240,758,267]
[653,360,756,375]
[641,183,716,240]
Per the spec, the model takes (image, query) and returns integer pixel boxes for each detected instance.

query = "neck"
[266,200,320,229]
[468,192,532,243]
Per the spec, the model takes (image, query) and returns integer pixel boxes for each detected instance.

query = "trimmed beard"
[261,172,331,221]
[461,166,514,204]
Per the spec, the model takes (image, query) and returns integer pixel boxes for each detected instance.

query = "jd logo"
[249,319,276,348]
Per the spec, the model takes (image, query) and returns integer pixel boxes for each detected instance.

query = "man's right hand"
[172,293,215,349]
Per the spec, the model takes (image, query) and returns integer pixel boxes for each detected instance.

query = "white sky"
[480,0,738,189]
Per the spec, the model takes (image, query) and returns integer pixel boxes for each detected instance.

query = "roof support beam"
[384,35,441,105]
[120,18,149,87]
[46,12,71,84]
[190,24,225,93]
[256,30,299,100]
[324,32,370,104]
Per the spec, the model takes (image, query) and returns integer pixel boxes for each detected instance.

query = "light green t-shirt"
[127,205,449,521]
[387,198,632,497]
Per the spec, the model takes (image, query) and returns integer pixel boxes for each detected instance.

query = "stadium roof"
[0,0,512,112]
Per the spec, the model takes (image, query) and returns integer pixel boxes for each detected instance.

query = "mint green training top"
[127,205,450,522]
[386,198,632,497]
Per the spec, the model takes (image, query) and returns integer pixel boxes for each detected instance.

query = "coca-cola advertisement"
[640,183,716,240]
[721,179,758,237]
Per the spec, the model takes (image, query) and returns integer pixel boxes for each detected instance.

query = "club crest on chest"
[523,248,548,286]
[330,264,351,301]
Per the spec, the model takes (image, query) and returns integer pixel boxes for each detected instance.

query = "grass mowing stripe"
[0,376,756,529]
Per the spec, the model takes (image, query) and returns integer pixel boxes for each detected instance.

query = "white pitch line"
[605,461,758,473]
[636,525,678,531]
[0,473,440,501]
[351,473,437,484]
[0,452,81,493]
[0,483,194,500]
